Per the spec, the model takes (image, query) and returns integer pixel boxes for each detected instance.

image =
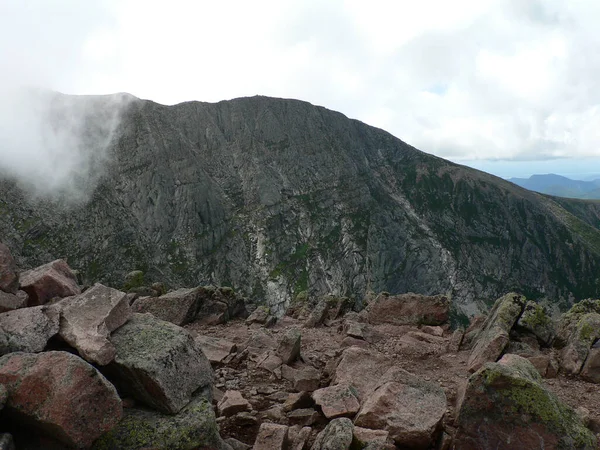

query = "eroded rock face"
[57,283,131,365]
[19,259,80,306]
[106,313,213,414]
[468,293,526,372]
[0,244,18,295]
[455,354,597,450]
[354,367,446,449]
[0,351,122,449]
[365,293,450,326]
[0,306,59,355]
[277,328,301,365]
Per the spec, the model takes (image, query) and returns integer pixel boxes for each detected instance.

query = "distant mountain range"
[508,174,600,199]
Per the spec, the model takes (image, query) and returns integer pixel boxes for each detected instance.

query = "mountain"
[508,174,600,199]
[3,94,600,318]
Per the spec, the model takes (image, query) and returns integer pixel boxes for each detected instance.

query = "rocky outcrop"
[0,305,59,355]
[365,293,450,326]
[0,244,18,295]
[0,351,122,448]
[19,259,80,306]
[106,313,213,414]
[455,354,597,449]
[57,283,131,365]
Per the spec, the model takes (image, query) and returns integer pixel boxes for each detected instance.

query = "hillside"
[509,174,600,199]
[2,93,600,317]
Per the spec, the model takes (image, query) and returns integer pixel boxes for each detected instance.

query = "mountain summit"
[2,94,600,317]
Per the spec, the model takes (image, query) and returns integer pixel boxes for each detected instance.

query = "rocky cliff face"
[2,94,600,316]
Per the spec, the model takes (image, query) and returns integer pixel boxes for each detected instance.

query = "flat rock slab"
[253,423,289,450]
[217,390,251,417]
[132,286,202,326]
[282,365,320,392]
[0,243,18,295]
[0,351,122,449]
[92,395,227,450]
[0,305,59,355]
[57,283,131,365]
[106,313,213,414]
[194,334,237,365]
[19,259,80,306]
[312,384,360,419]
[366,293,450,326]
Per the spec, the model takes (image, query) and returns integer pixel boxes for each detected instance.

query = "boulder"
[245,329,278,353]
[217,390,251,417]
[0,291,27,313]
[0,351,122,448]
[92,395,228,450]
[353,427,393,449]
[354,367,446,449]
[56,283,131,365]
[123,270,144,290]
[365,292,450,326]
[19,259,80,306]
[277,328,301,364]
[560,313,600,375]
[253,423,289,450]
[282,365,320,392]
[468,293,526,372]
[332,346,393,400]
[132,286,202,326]
[283,391,314,412]
[106,313,213,414]
[327,295,354,320]
[195,286,246,325]
[556,299,600,348]
[312,384,360,419]
[287,408,319,426]
[311,418,354,450]
[0,305,59,355]
[421,325,444,337]
[455,354,597,450]
[289,426,311,450]
[448,328,464,352]
[246,305,271,325]
[304,299,329,328]
[580,342,600,383]
[194,334,237,366]
[517,300,554,346]
[0,243,18,295]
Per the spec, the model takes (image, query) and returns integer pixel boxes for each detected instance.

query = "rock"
[289,426,311,450]
[123,270,144,290]
[56,283,131,365]
[327,296,353,320]
[217,390,251,417]
[0,291,27,313]
[556,299,600,348]
[92,394,228,450]
[397,331,447,357]
[195,334,237,366]
[312,384,360,419]
[0,434,14,450]
[304,299,329,328]
[517,300,555,346]
[0,243,18,294]
[282,365,321,392]
[287,408,319,426]
[19,259,80,306]
[461,315,486,349]
[225,437,251,450]
[0,305,59,355]
[106,313,213,414]
[283,391,314,412]
[332,346,393,400]
[468,293,526,372]
[353,427,392,449]
[311,417,353,450]
[0,351,122,448]
[257,351,283,373]
[132,286,203,326]
[246,305,271,324]
[527,354,553,377]
[421,325,444,337]
[340,336,369,349]
[245,329,278,353]
[365,292,450,326]
[253,423,289,450]
[580,342,600,383]
[448,328,464,352]
[455,353,597,450]
[277,328,301,364]
[560,313,600,375]
[195,286,245,325]
[354,367,446,449]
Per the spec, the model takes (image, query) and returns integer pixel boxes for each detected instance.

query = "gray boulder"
[517,301,555,346]
[0,291,27,313]
[311,418,354,450]
[0,305,59,355]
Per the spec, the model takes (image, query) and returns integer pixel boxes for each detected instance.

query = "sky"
[2,0,600,180]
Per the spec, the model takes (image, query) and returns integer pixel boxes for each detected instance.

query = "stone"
[581,342,600,383]
[289,426,311,450]
[56,283,131,365]
[19,259,80,306]
[421,325,444,337]
[245,329,277,353]
[217,390,251,417]
[312,384,360,419]
[0,351,122,448]
[527,355,552,377]
[132,286,205,326]
[365,292,450,326]
[277,328,301,364]
[455,354,597,450]
[246,305,271,324]
[106,313,213,414]
[123,270,144,290]
[448,328,464,352]
[327,296,353,320]
[311,418,354,450]
[354,367,446,449]
[555,299,600,348]
[225,437,251,450]
[0,305,59,355]
[282,365,320,392]
[560,313,600,375]
[332,346,393,400]
[257,351,283,373]
[253,423,289,450]
[468,293,526,372]
[304,299,329,328]
[283,391,314,412]
[517,300,555,346]
[0,291,27,314]
[353,427,391,448]
[92,395,228,450]
[0,243,18,295]
[195,334,237,366]
[340,336,369,349]
[287,408,320,426]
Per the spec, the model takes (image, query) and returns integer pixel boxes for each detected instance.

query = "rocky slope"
[3,93,600,316]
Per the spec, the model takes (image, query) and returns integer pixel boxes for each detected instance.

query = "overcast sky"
[2,0,600,178]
